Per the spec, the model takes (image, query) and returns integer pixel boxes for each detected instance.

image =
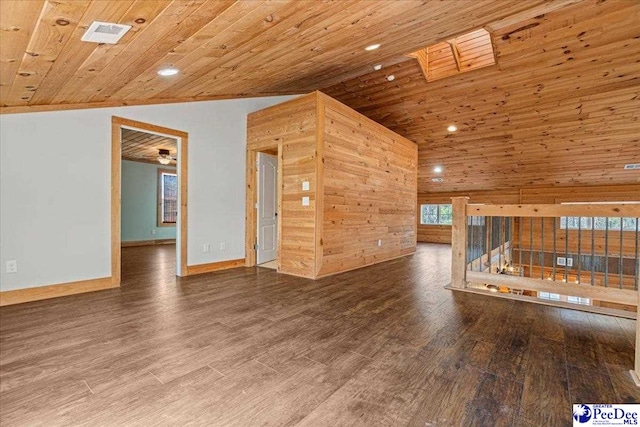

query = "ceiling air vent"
[624,163,640,170]
[81,21,131,44]
[432,177,444,183]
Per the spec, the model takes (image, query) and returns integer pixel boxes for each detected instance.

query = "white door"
[257,152,278,264]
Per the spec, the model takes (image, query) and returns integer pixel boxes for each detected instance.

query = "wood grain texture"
[324,0,640,192]
[317,94,417,277]
[247,92,417,279]
[0,243,636,425]
[121,128,177,165]
[1,0,583,113]
[185,258,244,276]
[0,277,115,306]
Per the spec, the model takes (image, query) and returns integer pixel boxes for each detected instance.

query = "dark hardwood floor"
[0,244,637,426]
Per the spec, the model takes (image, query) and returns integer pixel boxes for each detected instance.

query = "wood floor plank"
[0,244,634,426]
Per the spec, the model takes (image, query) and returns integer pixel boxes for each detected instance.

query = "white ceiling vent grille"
[81,21,131,44]
[624,163,640,170]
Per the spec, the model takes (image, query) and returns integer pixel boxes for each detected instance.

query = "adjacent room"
[0,0,639,425]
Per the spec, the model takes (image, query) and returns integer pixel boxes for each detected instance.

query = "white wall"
[0,95,295,291]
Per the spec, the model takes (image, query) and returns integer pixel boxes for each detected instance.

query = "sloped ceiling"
[323,0,640,192]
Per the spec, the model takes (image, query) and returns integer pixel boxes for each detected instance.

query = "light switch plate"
[302,181,310,191]
[302,196,310,206]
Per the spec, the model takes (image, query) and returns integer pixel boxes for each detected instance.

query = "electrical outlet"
[203,244,210,253]
[220,242,226,251]
[302,181,310,191]
[377,239,382,247]
[6,260,17,274]
[302,196,310,206]
[566,257,573,267]
[151,229,156,235]
[556,257,566,266]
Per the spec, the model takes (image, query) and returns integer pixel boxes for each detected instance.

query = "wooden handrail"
[467,203,640,218]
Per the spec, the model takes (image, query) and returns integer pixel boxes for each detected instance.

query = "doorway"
[257,152,278,267]
[245,146,280,270]
[111,116,188,286]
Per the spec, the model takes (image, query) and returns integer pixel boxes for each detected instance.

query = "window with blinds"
[158,170,177,226]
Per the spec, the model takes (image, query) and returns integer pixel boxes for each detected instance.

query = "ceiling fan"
[157,149,176,165]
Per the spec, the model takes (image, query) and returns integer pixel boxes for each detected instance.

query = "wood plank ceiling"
[323,0,640,193]
[1,0,579,113]
[1,0,637,194]
[121,128,177,165]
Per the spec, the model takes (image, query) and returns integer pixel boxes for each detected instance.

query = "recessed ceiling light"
[447,124,458,132]
[387,75,395,82]
[433,166,443,173]
[373,64,382,71]
[158,68,179,76]
[365,43,381,51]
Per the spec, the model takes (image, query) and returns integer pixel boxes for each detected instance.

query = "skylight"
[408,29,496,82]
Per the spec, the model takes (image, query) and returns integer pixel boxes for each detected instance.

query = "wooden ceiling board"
[322,0,640,193]
[121,128,177,165]
[1,0,584,113]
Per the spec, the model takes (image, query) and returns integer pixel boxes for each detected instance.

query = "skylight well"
[408,28,496,82]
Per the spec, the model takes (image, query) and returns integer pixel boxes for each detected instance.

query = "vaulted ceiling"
[1,0,638,193]
[1,0,578,112]
[324,0,640,193]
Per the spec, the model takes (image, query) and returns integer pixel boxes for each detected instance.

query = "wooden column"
[450,197,469,289]
[633,289,640,386]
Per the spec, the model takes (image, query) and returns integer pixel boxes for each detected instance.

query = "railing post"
[451,197,469,289]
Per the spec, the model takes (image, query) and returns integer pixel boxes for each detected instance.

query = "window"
[420,204,452,225]
[158,169,177,226]
[560,216,638,231]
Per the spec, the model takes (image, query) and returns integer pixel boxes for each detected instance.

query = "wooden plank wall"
[246,94,318,278]
[247,92,417,279]
[317,95,418,277]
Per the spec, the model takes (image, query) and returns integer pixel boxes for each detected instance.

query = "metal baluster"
[518,216,523,273]
[564,215,569,283]
[552,217,557,281]
[498,217,502,271]
[530,218,534,278]
[540,218,545,280]
[619,218,624,290]
[635,217,639,291]
[469,216,474,271]
[577,217,581,284]
[591,217,595,286]
[605,218,609,287]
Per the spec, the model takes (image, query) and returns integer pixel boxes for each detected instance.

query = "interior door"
[257,152,278,264]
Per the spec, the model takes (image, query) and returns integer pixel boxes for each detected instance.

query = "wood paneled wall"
[247,94,318,278]
[318,95,417,277]
[247,92,417,279]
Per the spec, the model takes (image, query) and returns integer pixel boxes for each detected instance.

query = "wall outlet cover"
[6,260,18,274]
[203,244,210,253]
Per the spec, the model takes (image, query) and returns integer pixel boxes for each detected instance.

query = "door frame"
[111,116,189,285]
[245,145,281,268]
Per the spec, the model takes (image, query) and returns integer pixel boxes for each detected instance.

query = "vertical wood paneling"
[247,92,417,279]
[317,95,417,277]
[247,94,318,278]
